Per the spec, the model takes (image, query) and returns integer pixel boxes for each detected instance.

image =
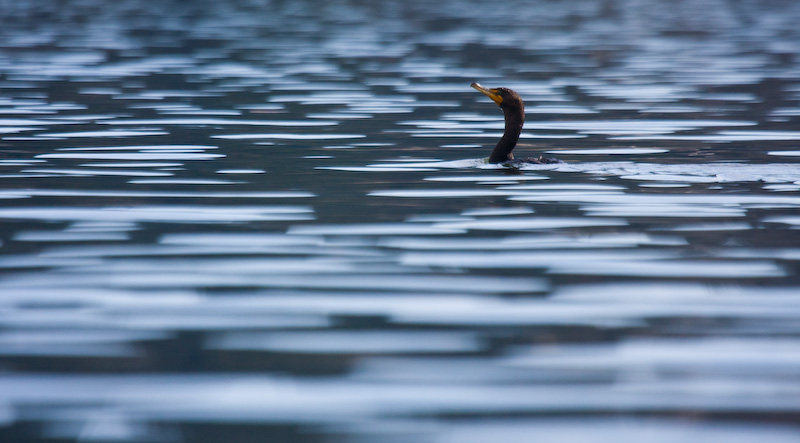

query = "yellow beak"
[471,82,503,106]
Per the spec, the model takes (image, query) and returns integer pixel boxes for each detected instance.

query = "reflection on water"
[2,0,800,441]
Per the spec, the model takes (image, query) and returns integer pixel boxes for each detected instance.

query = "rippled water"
[2,0,800,441]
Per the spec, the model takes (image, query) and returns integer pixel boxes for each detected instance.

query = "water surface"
[1,0,800,442]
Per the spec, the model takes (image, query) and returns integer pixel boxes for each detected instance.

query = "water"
[1,0,800,441]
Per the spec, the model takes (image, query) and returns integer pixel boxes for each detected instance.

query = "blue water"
[1,0,800,442]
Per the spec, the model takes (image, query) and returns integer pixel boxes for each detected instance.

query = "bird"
[471,82,561,165]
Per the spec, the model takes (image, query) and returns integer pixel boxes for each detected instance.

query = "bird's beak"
[471,82,503,106]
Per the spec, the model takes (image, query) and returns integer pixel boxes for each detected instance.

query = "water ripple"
[0,206,315,223]
[100,118,338,126]
[37,152,224,160]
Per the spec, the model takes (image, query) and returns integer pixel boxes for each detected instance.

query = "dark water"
[2,0,800,441]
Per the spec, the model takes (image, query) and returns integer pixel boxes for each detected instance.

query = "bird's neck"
[488,107,524,163]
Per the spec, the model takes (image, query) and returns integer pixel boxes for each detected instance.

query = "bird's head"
[471,82,524,112]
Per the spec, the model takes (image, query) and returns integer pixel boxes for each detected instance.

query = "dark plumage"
[471,82,561,165]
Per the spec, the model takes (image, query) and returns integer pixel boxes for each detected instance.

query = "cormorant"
[471,82,561,165]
